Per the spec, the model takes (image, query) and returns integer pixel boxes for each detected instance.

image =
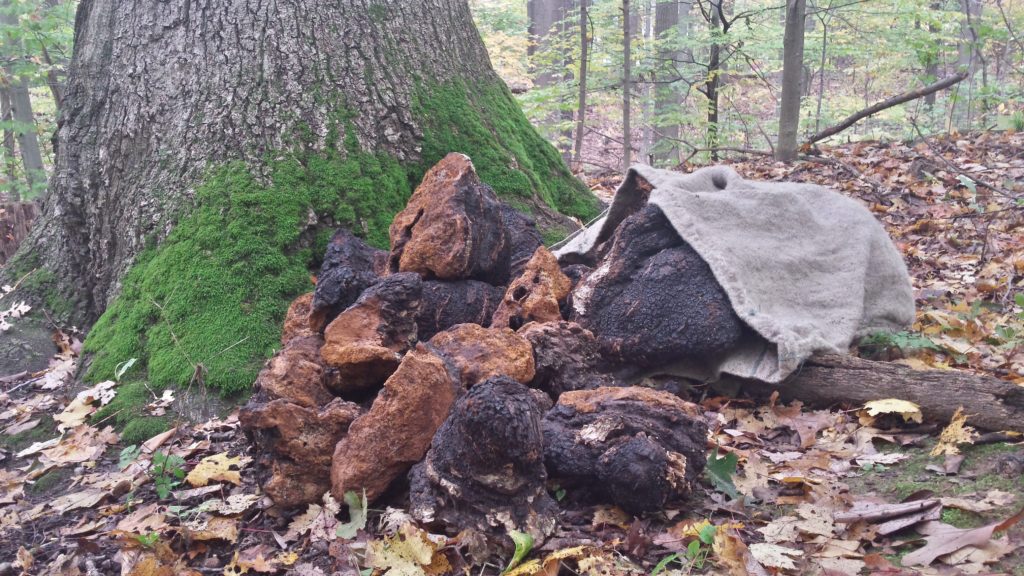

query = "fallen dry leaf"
[40,425,118,465]
[714,528,768,576]
[115,502,166,535]
[931,407,979,456]
[198,493,259,516]
[749,542,802,570]
[185,452,249,487]
[903,507,1024,567]
[861,398,924,423]
[184,515,239,543]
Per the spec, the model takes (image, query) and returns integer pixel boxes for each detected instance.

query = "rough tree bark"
[6,0,598,395]
[704,0,723,160]
[923,3,941,109]
[776,0,806,162]
[952,0,983,130]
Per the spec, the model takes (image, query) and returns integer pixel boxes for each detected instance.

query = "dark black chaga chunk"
[570,204,746,368]
[409,376,557,542]
[416,280,505,341]
[501,204,544,280]
[560,264,593,290]
[542,387,708,515]
[518,321,614,399]
[310,229,386,332]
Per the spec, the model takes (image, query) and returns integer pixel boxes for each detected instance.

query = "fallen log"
[737,354,1024,433]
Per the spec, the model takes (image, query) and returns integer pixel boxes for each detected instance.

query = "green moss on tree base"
[83,79,598,421]
[414,80,601,221]
[83,148,412,394]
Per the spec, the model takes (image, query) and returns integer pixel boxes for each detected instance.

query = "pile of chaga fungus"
[241,152,735,560]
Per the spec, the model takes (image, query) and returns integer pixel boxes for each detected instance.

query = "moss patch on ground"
[849,440,1023,502]
[0,414,56,454]
[82,79,598,428]
[847,439,1024,570]
[28,467,74,497]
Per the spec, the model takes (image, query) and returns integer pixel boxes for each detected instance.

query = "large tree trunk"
[7,0,597,395]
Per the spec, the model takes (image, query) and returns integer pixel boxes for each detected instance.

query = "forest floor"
[0,130,1022,576]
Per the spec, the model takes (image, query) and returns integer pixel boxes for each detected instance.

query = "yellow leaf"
[862,399,923,423]
[186,516,239,543]
[367,524,448,576]
[931,407,978,456]
[713,529,754,576]
[505,546,593,576]
[186,452,249,487]
[275,551,298,566]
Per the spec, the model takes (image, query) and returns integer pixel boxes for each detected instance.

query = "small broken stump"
[491,246,572,330]
[240,398,363,509]
[518,321,614,399]
[417,280,504,341]
[388,153,512,284]
[570,204,746,369]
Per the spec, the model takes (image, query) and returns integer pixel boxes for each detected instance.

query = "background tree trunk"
[0,86,17,197]
[777,0,807,161]
[623,0,633,170]
[952,0,982,130]
[1,1,45,193]
[6,0,598,396]
[924,3,941,109]
[572,0,590,169]
[653,0,680,166]
[528,0,576,158]
[705,0,723,160]
[5,78,44,192]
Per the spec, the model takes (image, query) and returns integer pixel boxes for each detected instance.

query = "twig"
[800,154,892,198]
[683,146,772,164]
[806,72,969,144]
[6,374,44,394]
[2,268,38,297]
